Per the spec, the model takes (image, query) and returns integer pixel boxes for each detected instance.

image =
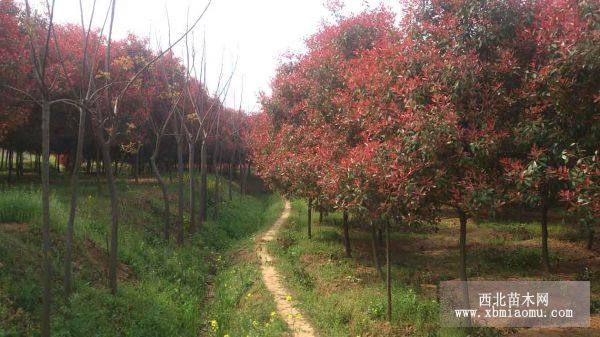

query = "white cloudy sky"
[40,0,403,111]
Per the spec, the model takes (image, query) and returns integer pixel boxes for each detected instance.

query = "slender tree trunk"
[214,140,221,202]
[319,207,323,224]
[228,161,233,200]
[199,139,208,224]
[242,163,249,196]
[228,149,234,201]
[343,211,351,258]
[98,136,119,295]
[64,106,86,298]
[541,189,550,272]
[176,133,184,245]
[133,148,140,183]
[457,208,472,327]
[40,101,51,337]
[95,146,101,192]
[237,149,244,197]
[0,148,4,171]
[188,142,197,235]
[587,228,595,250]
[14,152,18,177]
[16,151,22,177]
[8,150,13,178]
[370,219,384,281]
[150,148,170,241]
[457,208,468,281]
[386,219,392,321]
[307,197,313,239]
[213,141,221,217]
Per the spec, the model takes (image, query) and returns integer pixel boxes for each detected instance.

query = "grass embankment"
[268,199,599,337]
[0,176,282,337]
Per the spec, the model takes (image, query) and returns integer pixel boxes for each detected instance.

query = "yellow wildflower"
[210,320,218,331]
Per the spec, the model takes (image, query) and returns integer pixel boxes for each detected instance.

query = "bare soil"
[256,200,317,337]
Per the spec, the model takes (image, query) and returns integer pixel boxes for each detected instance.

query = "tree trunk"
[386,219,392,322]
[188,142,197,235]
[8,150,13,178]
[86,157,92,174]
[213,141,222,218]
[370,220,384,281]
[343,211,351,258]
[541,194,550,272]
[133,148,140,183]
[307,198,313,239]
[150,153,170,241]
[95,146,102,192]
[457,208,468,281]
[241,163,249,196]
[64,106,86,298]
[40,101,52,337]
[98,136,119,295]
[176,133,184,246]
[319,207,323,224]
[228,150,234,201]
[587,227,595,250]
[228,161,233,200]
[457,208,472,327]
[16,151,22,177]
[199,139,208,224]
[377,226,384,247]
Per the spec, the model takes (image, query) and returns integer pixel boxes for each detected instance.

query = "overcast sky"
[42,0,403,112]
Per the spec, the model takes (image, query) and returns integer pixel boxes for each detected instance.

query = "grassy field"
[0,175,282,337]
[267,199,600,337]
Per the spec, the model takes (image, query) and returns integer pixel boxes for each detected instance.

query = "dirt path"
[257,200,317,337]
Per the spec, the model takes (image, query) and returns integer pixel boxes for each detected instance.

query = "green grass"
[0,188,40,223]
[0,176,282,337]
[267,199,598,337]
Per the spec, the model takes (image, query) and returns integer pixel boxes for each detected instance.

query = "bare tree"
[148,87,181,240]
[183,39,236,229]
[19,1,56,335]
[62,0,115,299]
[87,0,212,294]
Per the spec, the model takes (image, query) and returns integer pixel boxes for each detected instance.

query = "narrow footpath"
[256,200,317,337]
